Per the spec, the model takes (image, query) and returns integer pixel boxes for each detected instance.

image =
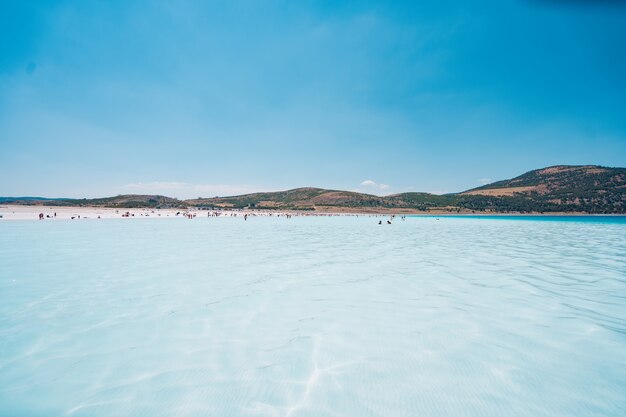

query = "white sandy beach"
[0,205,368,221]
[0,205,183,221]
[1,205,614,221]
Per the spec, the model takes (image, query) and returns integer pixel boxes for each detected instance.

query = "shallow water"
[1,216,625,416]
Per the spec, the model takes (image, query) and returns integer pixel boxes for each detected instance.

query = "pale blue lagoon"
[1,216,625,416]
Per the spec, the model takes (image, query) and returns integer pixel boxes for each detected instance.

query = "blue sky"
[1,0,625,198]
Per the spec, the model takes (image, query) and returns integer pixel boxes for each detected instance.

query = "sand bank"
[0,205,366,221]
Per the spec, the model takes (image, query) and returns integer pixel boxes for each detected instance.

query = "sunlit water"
[1,216,625,416]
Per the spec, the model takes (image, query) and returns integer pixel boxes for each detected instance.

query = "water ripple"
[0,217,625,416]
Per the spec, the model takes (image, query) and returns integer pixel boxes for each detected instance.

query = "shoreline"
[0,204,623,221]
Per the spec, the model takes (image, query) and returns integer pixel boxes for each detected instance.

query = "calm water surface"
[1,216,625,416]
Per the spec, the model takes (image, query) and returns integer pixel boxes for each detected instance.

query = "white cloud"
[477,178,492,185]
[118,182,273,199]
[359,179,389,190]
[355,179,391,195]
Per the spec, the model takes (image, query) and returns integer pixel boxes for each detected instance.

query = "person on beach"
[39,213,44,220]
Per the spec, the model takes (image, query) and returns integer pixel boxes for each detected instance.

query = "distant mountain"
[0,197,67,203]
[186,188,388,211]
[2,166,624,213]
[187,165,625,213]
[1,195,186,209]
[186,189,460,212]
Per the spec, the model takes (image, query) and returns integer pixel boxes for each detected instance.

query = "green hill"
[2,165,624,213]
[459,165,625,213]
[2,195,186,209]
[186,165,625,213]
[185,188,387,210]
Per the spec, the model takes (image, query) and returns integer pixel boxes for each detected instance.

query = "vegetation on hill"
[459,165,625,213]
[2,195,186,209]
[186,188,387,210]
[1,166,624,213]
[186,165,625,213]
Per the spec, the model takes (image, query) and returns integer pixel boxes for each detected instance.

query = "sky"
[1,0,625,198]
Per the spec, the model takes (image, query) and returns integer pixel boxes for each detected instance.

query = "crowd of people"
[15,208,410,223]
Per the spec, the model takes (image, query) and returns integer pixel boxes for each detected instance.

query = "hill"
[1,195,185,209]
[185,188,387,211]
[2,165,624,213]
[459,165,625,213]
[186,165,625,213]
[181,191,471,213]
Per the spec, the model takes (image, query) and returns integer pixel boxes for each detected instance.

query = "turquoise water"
[1,216,625,416]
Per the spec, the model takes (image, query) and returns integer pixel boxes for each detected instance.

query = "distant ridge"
[2,165,624,213]
[0,197,67,202]
[0,195,185,209]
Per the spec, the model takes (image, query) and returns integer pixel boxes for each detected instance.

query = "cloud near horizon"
[354,179,391,196]
[360,180,390,190]
[118,182,274,199]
